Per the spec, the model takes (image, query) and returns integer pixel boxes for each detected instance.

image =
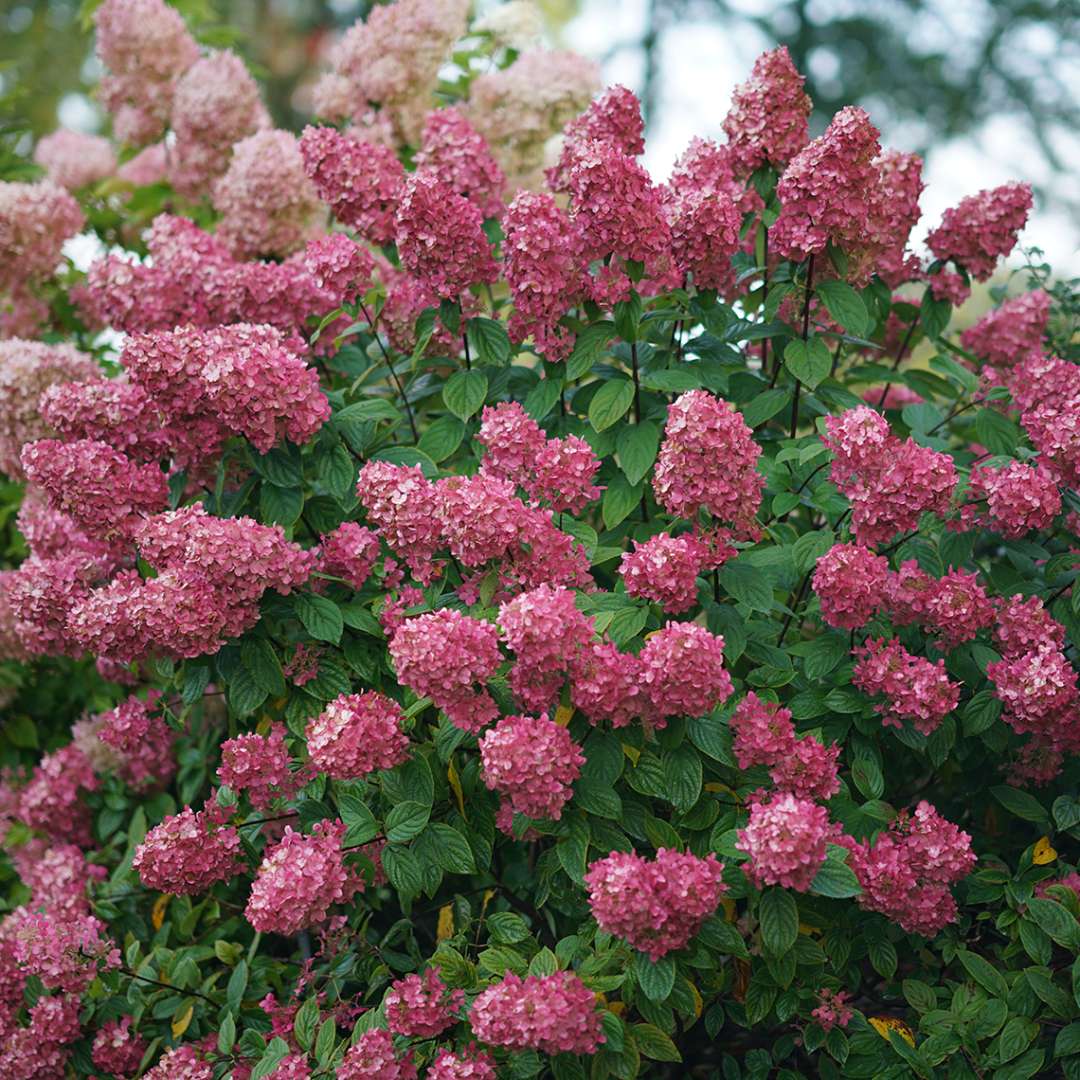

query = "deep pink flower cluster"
[302,234,375,306]
[638,623,733,724]
[570,640,647,729]
[960,289,1049,370]
[318,523,381,591]
[736,791,830,892]
[142,1044,213,1080]
[337,1028,417,1080]
[133,806,244,894]
[245,819,361,934]
[958,461,1060,538]
[479,713,584,820]
[812,989,854,1032]
[469,970,604,1054]
[389,610,502,732]
[91,1016,147,1078]
[769,735,842,803]
[813,543,889,630]
[96,691,176,790]
[844,801,975,935]
[853,637,960,736]
[218,725,299,809]
[585,848,726,959]
[306,692,410,779]
[823,406,956,546]
[6,907,118,992]
[1017,361,1080,489]
[993,594,1064,658]
[10,841,103,918]
[356,462,444,583]
[0,989,82,1078]
[921,568,995,648]
[415,107,506,218]
[547,85,645,192]
[654,390,763,536]
[385,966,463,1037]
[987,641,1080,753]
[926,182,1033,281]
[722,46,811,176]
[427,1045,497,1080]
[873,149,926,287]
[620,532,711,614]
[17,744,98,845]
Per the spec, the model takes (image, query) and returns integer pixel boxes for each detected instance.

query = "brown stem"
[358,301,418,443]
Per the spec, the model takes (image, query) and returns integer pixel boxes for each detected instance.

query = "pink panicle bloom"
[770,735,842,802]
[654,390,763,535]
[639,623,733,724]
[987,644,1080,751]
[168,50,268,196]
[213,130,320,259]
[337,1028,417,1080]
[812,989,854,1032]
[470,970,604,1055]
[306,692,410,780]
[960,289,1050,369]
[922,568,995,648]
[620,532,710,614]
[812,543,889,630]
[7,555,97,658]
[34,130,116,192]
[0,180,84,292]
[415,106,506,218]
[16,484,123,568]
[884,559,935,626]
[302,234,375,307]
[133,806,244,894]
[1008,739,1064,787]
[299,127,405,244]
[736,791,830,892]
[93,0,198,145]
[436,474,528,567]
[91,1016,146,1078]
[993,594,1065,659]
[873,149,926,287]
[958,461,1060,538]
[395,172,498,299]
[0,338,100,478]
[265,1055,313,1080]
[479,713,584,820]
[501,192,585,361]
[0,993,82,1078]
[927,269,971,307]
[20,439,168,539]
[427,1045,497,1080]
[531,434,602,514]
[1019,369,1080,489]
[96,692,176,791]
[722,46,812,176]
[318,523,381,591]
[142,1044,213,1080]
[853,637,960,736]
[585,848,726,960]
[356,461,443,583]
[11,841,103,918]
[822,405,891,485]
[384,966,464,1037]
[477,401,547,483]
[547,84,645,192]
[770,107,886,284]
[120,323,329,452]
[926,182,1033,281]
[245,819,361,934]
[845,801,975,935]
[570,640,646,729]
[6,907,117,993]
[0,570,28,662]
[499,584,595,712]
[663,167,742,293]
[117,142,168,186]
[18,744,98,844]
[389,610,502,733]
[729,692,797,768]
[218,725,299,809]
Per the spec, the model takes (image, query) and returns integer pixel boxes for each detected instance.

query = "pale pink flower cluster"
[303,234,375,305]
[958,461,1060,539]
[93,0,198,145]
[620,532,711,614]
[477,402,601,514]
[133,805,244,894]
[427,1045,497,1080]
[318,523,381,591]
[547,85,645,192]
[96,691,176,791]
[246,819,361,934]
[469,970,604,1054]
[306,692,410,779]
[585,848,725,959]
[736,791,830,891]
[823,406,956,546]
[415,107,506,219]
[873,149,926,287]
[10,841,104,918]
[722,46,811,176]
[0,991,82,1078]
[812,989,854,1032]
[960,289,1049,370]
[117,143,169,186]
[812,543,889,630]
[337,1028,417,1080]
[390,610,502,733]
[992,594,1064,658]
[654,390,763,536]
[844,801,975,935]
[218,725,299,809]
[6,907,118,992]
[853,637,960,736]
[33,130,116,192]
[91,1016,147,1078]
[480,713,584,820]
[1016,356,1080,489]
[16,745,98,845]
[142,1044,213,1080]
[926,182,1034,281]
[385,966,463,1037]
[638,622,733,724]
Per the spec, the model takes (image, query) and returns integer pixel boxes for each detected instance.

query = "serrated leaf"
[759,887,799,956]
[466,316,511,367]
[784,337,831,390]
[632,1022,682,1061]
[385,800,430,843]
[816,280,870,337]
[589,378,635,431]
[616,421,659,485]
[417,415,465,462]
[294,593,344,644]
[443,369,489,420]
[634,951,676,1002]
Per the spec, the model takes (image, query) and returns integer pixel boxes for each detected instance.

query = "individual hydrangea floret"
[306,692,410,780]
[385,966,464,1037]
[133,805,244,894]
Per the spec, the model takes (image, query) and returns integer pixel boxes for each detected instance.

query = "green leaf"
[241,638,285,697]
[634,951,676,1002]
[336,399,402,424]
[632,1022,682,1062]
[218,1012,236,1055]
[810,854,862,899]
[662,745,702,811]
[466,316,512,367]
[417,415,465,462]
[602,473,643,530]
[816,280,870,337]
[718,558,774,612]
[259,482,303,526]
[226,960,248,1013]
[522,377,563,420]
[998,1016,1037,1064]
[784,337,832,390]
[566,322,615,381]
[975,407,1021,455]
[443,369,489,419]
[294,594,344,644]
[315,440,354,499]
[254,445,303,487]
[903,979,938,1013]
[1055,1022,1080,1057]
[616,421,660,485]
[1027,898,1080,949]
[956,948,1008,998]
[251,1038,290,1080]
[589,378,635,432]
[573,777,622,819]
[337,791,378,846]
[293,996,320,1052]
[385,800,430,843]
[227,666,268,716]
[759,887,799,957]
[991,786,1049,825]
[868,938,898,979]
[426,823,477,874]
[741,388,790,428]
[382,844,423,899]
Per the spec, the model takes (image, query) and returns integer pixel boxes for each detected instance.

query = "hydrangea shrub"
[1,0,1080,1076]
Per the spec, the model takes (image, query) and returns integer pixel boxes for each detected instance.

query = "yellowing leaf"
[152,893,171,931]
[870,1016,915,1047]
[607,1001,626,1017]
[447,759,465,818]
[436,904,454,941]
[256,715,273,735]
[622,743,641,766]
[554,705,574,727]
[688,981,703,1020]
[799,922,822,936]
[719,897,737,923]
[171,1002,194,1039]
[1033,836,1058,865]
